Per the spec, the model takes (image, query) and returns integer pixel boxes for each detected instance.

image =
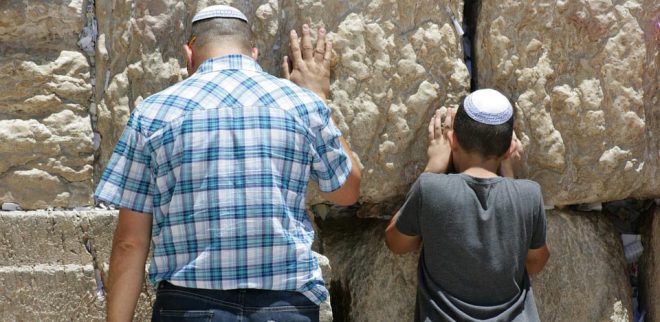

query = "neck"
[192,45,252,72]
[452,151,502,178]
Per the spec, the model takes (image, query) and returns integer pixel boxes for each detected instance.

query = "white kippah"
[192,5,248,24]
[463,89,513,125]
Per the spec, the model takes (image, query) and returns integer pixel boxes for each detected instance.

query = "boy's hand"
[425,107,454,173]
[282,24,332,100]
[500,132,523,178]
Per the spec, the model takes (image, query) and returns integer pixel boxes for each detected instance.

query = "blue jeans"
[151,281,320,322]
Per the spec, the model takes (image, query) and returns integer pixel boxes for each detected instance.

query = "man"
[95,5,361,321]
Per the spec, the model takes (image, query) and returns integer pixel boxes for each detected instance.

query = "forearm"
[525,245,550,275]
[106,209,152,322]
[106,240,149,322]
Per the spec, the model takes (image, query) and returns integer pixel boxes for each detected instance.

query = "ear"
[448,130,460,151]
[251,47,259,60]
[183,44,194,75]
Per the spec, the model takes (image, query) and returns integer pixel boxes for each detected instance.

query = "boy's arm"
[526,244,550,275]
[385,209,422,254]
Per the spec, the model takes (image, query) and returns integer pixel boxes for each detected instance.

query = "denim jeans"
[151,281,320,322]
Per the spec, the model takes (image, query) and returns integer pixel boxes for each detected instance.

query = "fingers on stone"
[290,30,304,65]
[301,24,314,60]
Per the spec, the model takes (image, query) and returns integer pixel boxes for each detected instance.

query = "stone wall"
[1,0,659,321]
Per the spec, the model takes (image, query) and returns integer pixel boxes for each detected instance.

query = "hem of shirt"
[395,218,419,237]
[161,279,328,305]
[94,194,153,215]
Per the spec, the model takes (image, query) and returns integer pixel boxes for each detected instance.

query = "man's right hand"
[282,24,332,100]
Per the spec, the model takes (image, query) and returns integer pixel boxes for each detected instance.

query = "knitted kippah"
[192,5,248,24]
[463,89,513,125]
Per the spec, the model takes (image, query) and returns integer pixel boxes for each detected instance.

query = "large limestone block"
[0,264,105,321]
[476,0,659,206]
[0,264,153,322]
[315,209,632,321]
[640,207,660,322]
[94,0,470,204]
[534,210,632,322]
[315,215,418,322]
[0,0,84,51]
[0,36,94,208]
[0,211,90,265]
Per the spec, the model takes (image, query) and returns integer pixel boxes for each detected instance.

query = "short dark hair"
[453,103,514,158]
[190,18,253,51]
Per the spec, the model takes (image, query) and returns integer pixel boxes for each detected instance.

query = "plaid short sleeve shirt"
[94,54,352,304]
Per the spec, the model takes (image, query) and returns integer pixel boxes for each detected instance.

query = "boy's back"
[396,172,546,321]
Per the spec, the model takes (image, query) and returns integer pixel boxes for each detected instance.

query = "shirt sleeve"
[395,176,424,236]
[94,113,154,214]
[308,101,352,193]
[530,185,547,249]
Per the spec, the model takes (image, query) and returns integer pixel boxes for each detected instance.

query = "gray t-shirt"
[396,173,546,322]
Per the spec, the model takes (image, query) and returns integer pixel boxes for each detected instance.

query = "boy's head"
[453,89,514,159]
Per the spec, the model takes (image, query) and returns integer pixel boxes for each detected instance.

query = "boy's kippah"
[192,5,248,24]
[463,89,513,125]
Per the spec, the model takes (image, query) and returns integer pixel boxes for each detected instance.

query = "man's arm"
[283,24,361,206]
[526,244,550,275]
[319,136,361,206]
[385,209,422,254]
[106,208,152,322]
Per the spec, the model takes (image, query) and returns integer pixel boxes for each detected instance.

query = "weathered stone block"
[476,0,659,206]
[0,49,94,209]
[0,211,89,265]
[0,264,154,322]
[0,0,84,51]
[0,264,104,321]
[534,210,632,322]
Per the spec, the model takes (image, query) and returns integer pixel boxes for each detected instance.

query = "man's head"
[452,89,514,159]
[185,5,257,74]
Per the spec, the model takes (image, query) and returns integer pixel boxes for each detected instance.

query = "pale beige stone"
[0,0,84,51]
[476,0,659,206]
[0,50,94,209]
[534,210,632,322]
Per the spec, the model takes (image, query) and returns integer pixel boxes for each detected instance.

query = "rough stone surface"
[93,0,470,204]
[476,0,659,206]
[315,209,633,322]
[534,210,632,322]
[0,0,94,210]
[0,211,152,321]
[640,207,660,322]
[0,264,104,321]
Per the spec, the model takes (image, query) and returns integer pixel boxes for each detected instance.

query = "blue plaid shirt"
[95,54,351,304]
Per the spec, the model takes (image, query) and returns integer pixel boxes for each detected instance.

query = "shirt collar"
[196,54,263,74]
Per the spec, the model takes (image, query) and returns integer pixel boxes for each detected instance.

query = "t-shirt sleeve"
[94,113,154,214]
[308,101,352,193]
[395,176,424,236]
[530,185,547,249]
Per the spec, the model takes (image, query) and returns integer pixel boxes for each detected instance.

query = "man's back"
[96,54,351,304]
[396,172,546,321]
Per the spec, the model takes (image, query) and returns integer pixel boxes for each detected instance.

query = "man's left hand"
[283,24,332,100]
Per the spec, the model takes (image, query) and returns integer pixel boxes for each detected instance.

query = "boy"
[385,89,550,322]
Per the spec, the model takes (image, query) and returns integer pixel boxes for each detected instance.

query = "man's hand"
[425,107,454,173]
[500,132,523,178]
[282,24,332,100]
